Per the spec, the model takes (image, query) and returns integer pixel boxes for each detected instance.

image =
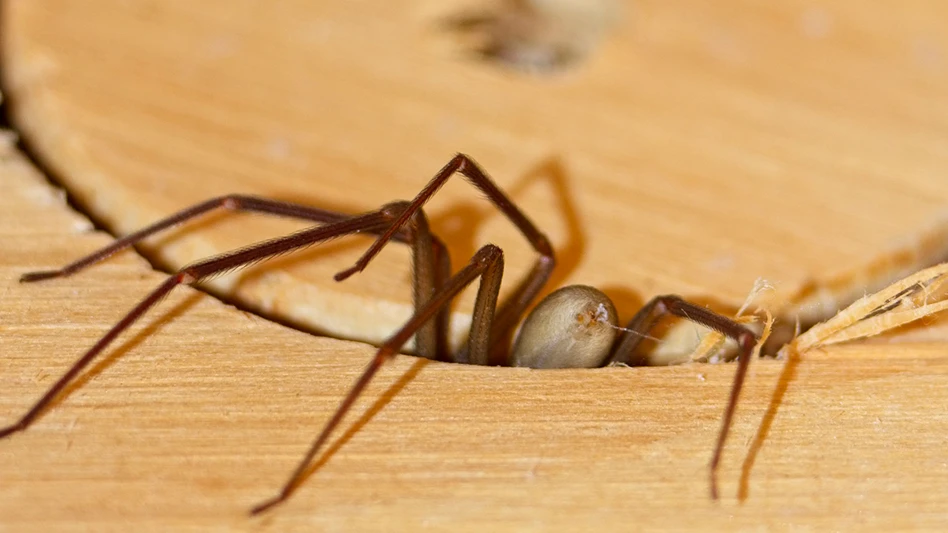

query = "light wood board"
[2,0,948,530]
[5,0,948,344]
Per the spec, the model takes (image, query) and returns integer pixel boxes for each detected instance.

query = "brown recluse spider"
[2,154,758,514]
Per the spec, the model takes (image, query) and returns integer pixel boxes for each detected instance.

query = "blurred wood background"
[1,0,947,530]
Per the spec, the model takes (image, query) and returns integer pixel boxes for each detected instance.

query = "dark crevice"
[0,101,114,238]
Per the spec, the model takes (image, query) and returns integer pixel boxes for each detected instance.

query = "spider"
[1,154,759,515]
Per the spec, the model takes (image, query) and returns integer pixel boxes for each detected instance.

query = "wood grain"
[1,0,948,530]
[5,0,948,346]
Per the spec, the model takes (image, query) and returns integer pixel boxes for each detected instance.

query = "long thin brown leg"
[21,195,362,282]
[0,211,407,440]
[386,201,453,361]
[250,244,505,516]
[334,154,556,365]
[20,194,452,360]
[608,295,759,500]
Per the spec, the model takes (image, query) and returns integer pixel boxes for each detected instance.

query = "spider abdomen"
[511,285,618,369]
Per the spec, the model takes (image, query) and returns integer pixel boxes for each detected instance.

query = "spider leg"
[250,244,505,516]
[0,210,441,439]
[608,295,758,500]
[20,194,453,360]
[20,195,370,282]
[335,154,556,364]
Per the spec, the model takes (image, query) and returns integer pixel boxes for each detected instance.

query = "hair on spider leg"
[15,152,927,514]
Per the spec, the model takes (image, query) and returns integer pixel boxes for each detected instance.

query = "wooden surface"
[1,0,948,531]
